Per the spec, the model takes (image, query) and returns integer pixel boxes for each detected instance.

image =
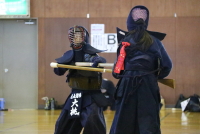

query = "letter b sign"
[107,34,116,44]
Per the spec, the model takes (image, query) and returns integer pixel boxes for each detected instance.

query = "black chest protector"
[55,44,105,90]
[68,52,102,90]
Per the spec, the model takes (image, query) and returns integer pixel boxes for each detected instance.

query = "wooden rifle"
[50,62,175,89]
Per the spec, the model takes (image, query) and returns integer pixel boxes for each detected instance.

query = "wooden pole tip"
[50,62,58,68]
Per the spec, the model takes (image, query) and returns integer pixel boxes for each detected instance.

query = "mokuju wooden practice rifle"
[50,62,175,89]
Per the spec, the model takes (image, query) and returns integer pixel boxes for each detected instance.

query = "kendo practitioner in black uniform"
[53,25,109,134]
[109,6,172,134]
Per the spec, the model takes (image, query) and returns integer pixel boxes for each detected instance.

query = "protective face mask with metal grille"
[68,26,85,50]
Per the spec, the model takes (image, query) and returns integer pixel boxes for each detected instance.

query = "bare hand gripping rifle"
[50,62,175,89]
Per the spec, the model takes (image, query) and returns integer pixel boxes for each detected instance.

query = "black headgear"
[126,5,149,31]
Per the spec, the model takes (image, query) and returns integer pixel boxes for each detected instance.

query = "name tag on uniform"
[68,91,82,119]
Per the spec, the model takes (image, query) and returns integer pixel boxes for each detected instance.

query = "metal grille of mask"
[132,8,147,22]
[68,26,85,45]
[68,28,74,44]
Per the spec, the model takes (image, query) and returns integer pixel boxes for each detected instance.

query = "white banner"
[91,33,118,53]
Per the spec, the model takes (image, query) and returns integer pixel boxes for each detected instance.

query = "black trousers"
[54,103,106,134]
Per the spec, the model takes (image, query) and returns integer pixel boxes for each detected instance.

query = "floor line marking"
[161,113,171,121]
[0,122,37,132]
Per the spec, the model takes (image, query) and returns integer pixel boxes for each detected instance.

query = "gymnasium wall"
[30,0,200,107]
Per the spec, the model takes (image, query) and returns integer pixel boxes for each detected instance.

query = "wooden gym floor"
[0,108,200,134]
